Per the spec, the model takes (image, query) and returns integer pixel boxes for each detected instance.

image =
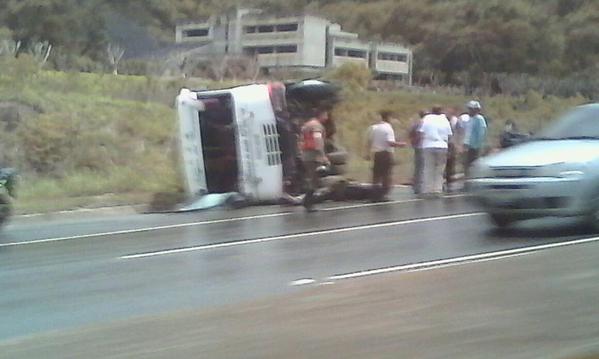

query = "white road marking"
[321,199,422,211]
[405,253,531,274]
[3,195,466,248]
[120,212,484,260]
[290,278,316,286]
[327,235,599,281]
[14,206,139,219]
[0,212,292,248]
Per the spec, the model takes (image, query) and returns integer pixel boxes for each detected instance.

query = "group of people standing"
[365,100,488,202]
[298,100,489,211]
[409,100,488,197]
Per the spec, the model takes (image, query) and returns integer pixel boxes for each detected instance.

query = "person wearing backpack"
[301,110,330,212]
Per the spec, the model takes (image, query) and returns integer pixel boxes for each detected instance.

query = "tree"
[0,39,21,58]
[106,43,125,75]
[28,41,52,68]
[3,0,108,60]
[325,62,372,91]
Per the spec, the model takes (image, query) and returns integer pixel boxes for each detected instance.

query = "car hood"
[483,140,599,167]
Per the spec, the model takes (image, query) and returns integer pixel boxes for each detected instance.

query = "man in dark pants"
[366,110,406,202]
[301,110,329,212]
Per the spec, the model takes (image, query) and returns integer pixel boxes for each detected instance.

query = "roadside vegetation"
[0,57,183,213]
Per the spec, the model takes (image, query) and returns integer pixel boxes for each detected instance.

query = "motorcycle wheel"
[0,194,12,228]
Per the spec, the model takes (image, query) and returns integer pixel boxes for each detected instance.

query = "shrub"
[18,113,80,174]
[325,63,373,91]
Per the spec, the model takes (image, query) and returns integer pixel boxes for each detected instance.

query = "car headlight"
[557,170,585,179]
[538,162,586,179]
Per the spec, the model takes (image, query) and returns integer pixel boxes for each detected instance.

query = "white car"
[467,103,599,229]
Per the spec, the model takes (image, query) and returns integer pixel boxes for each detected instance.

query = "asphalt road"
[1,188,598,357]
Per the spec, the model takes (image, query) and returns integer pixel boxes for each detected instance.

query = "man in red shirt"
[301,110,329,212]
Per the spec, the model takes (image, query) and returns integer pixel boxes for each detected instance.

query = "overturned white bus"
[176,80,342,205]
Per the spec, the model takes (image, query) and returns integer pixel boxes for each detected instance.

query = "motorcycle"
[0,168,17,227]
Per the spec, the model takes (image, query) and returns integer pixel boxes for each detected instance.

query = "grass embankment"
[0,59,194,213]
[0,59,588,213]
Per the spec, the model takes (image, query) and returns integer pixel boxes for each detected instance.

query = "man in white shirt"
[366,110,406,201]
[418,106,453,197]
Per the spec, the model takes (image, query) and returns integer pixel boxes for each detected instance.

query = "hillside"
[1,0,599,91]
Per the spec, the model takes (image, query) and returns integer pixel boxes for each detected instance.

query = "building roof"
[240,11,330,24]
[175,18,211,26]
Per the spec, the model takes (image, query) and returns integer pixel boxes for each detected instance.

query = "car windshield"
[536,105,599,140]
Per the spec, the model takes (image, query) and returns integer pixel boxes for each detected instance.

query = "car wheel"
[488,213,514,228]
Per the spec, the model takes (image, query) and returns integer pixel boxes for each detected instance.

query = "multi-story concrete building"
[240,14,330,69]
[175,8,413,83]
[370,42,413,82]
[326,24,370,69]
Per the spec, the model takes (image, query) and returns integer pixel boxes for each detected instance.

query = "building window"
[335,48,367,58]
[258,25,275,33]
[347,49,367,58]
[334,48,347,56]
[378,52,408,62]
[257,46,274,54]
[276,45,297,53]
[276,23,298,32]
[245,26,257,34]
[244,45,295,55]
[183,28,209,38]
[377,53,389,61]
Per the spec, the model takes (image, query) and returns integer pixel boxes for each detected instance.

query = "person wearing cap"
[301,110,329,212]
[418,105,453,197]
[463,100,487,177]
[366,110,407,202]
